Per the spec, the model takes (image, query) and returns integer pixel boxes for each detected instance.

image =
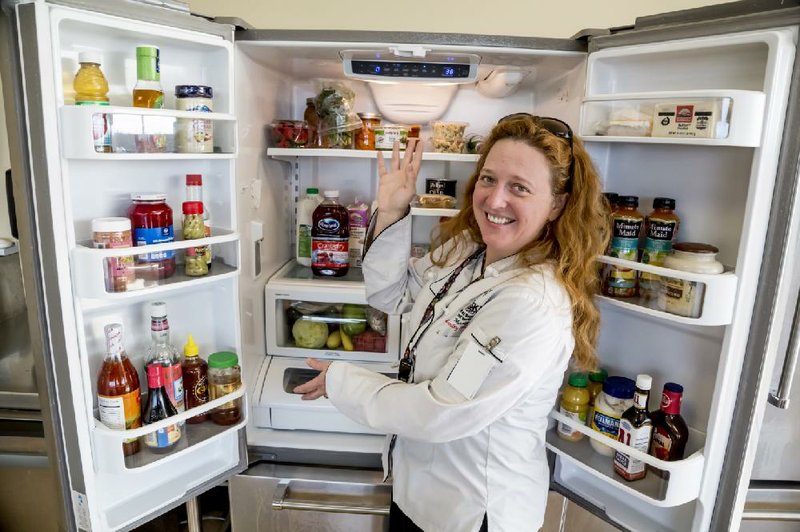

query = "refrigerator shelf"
[547,410,706,507]
[267,147,480,163]
[580,90,765,147]
[595,255,737,326]
[410,207,460,218]
[60,105,237,159]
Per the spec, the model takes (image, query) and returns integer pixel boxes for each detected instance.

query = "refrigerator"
[3,0,800,530]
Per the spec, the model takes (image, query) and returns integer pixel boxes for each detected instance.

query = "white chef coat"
[325,213,574,532]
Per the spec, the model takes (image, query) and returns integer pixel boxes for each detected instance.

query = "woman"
[295,115,609,531]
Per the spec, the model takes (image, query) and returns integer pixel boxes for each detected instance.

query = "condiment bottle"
[97,323,141,457]
[614,374,653,481]
[92,217,135,293]
[311,190,350,277]
[145,302,184,415]
[296,188,322,267]
[586,367,608,426]
[182,201,208,277]
[304,98,320,148]
[185,174,212,269]
[604,195,644,297]
[347,198,369,267]
[175,85,213,153]
[207,351,242,425]
[133,45,165,152]
[557,372,590,441]
[128,193,175,279]
[650,382,689,477]
[73,52,112,153]
[142,364,182,453]
[659,242,724,318]
[355,112,382,150]
[640,198,680,298]
[590,376,635,456]
[181,335,209,423]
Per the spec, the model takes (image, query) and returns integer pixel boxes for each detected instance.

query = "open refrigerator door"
[1,1,248,530]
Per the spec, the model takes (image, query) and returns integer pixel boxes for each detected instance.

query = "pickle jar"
[184,246,208,277]
[208,351,242,425]
[355,112,382,150]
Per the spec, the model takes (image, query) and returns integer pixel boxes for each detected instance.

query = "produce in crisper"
[326,330,342,349]
[340,330,354,351]
[352,330,387,353]
[341,304,367,337]
[292,318,329,349]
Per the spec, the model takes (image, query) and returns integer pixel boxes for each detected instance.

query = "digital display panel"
[351,60,471,79]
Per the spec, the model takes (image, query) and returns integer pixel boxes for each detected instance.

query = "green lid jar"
[207,351,241,426]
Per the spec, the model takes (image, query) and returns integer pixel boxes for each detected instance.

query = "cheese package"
[651,98,731,139]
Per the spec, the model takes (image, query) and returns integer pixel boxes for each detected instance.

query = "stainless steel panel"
[230,463,389,532]
[742,484,800,528]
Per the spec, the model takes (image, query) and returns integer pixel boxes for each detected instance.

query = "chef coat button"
[423,270,437,282]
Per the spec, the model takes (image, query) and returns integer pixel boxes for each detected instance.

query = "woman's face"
[473,138,563,263]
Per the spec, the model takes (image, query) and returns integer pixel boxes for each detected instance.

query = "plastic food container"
[92,217,135,293]
[270,120,310,148]
[374,125,409,151]
[416,194,456,209]
[431,121,468,153]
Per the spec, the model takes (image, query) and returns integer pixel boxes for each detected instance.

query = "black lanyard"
[398,246,486,383]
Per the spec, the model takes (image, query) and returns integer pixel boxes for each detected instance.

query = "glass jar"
[355,112,381,150]
[207,351,242,425]
[659,242,724,318]
[128,194,176,279]
[92,217,135,292]
[175,85,213,153]
[184,246,208,277]
[589,376,635,456]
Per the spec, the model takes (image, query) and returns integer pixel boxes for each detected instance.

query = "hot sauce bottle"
[97,323,141,457]
[181,335,209,423]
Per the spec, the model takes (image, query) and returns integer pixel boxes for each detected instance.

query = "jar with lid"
[183,201,209,277]
[557,372,590,441]
[589,376,635,456]
[92,217,135,292]
[207,351,242,425]
[586,367,608,426]
[659,242,724,318]
[355,112,382,150]
[175,85,213,153]
[128,194,175,280]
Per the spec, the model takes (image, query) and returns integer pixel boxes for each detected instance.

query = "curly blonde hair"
[430,116,609,370]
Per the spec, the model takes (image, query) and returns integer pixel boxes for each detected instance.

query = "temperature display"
[351,60,471,79]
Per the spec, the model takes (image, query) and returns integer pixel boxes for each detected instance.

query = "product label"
[557,408,587,438]
[143,423,181,450]
[651,428,673,460]
[659,277,702,318]
[312,237,349,271]
[317,218,341,232]
[614,419,653,476]
[298,224,312,259]
[133,226,175,261]
[652,101,721,139]
[210,382,241,410]
[162,363,185,412]
[640,218,679,293]
[98,390,141,445]
[607,216,643,293]
[591,408,622,438]
[88,111,112,152]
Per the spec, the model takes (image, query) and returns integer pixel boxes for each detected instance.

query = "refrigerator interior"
[233,25,795,532]
[31,3,247,530]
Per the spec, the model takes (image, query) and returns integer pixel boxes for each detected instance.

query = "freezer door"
[1,1,248,530]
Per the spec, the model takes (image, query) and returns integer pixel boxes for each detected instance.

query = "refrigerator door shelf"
[92,386,246,473]
[595,255,737,326]
[580,89,765,147]
[59,105,237,159]
[267,147,480,163]
[71,231,239,299]
[548,409,705,507]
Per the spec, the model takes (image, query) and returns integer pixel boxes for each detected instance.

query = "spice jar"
[355,112,381,150]
[92,217,135,292]
[659,242,724,318]
[175,85,213,153]
[128,193,175,279]
[207,351,242,425]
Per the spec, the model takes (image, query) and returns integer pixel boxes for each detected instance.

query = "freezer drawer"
[230,462,390,531]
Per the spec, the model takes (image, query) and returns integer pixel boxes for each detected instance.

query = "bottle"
[347,198,369,267]
[311,190,350,277]
[97,323,141,457]
[604,195,644,297]
[586,367,608,426]
[207,351,242,425]
[182,201,209,277]
[303,98,320,148]
[128,193,176,279]
[614,374,653,481]
[296,188,322,267]
[73,52,112,153]
[590,376,635,456]
[182,335,208,423]
[185,174,212,269]
[650,382,690,477]
[142,363,182,453]
[133,45,165,152]
[145,302,184,415]
[639,198,680,298]
[557,372,590,441]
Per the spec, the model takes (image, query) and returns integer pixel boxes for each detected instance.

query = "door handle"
[272,480,390,516]
[768,291,800,409]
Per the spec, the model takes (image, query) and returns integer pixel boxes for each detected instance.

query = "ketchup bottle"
[311,190,350,277]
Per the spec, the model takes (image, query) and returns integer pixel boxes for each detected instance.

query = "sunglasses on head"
[497,113,574,188]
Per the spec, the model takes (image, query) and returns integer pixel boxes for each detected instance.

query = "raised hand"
[374,138,424,232]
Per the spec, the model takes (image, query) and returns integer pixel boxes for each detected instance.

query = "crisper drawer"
[265,261,400,363]
[230,462,390,532]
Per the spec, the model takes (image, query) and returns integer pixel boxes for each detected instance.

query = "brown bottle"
[650,382,689,478]
[181,335,208,423]
[614,374,653,481]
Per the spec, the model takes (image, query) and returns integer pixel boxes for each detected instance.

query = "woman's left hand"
[293,358,332,400]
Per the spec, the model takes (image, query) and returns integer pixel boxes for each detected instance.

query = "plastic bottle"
[181,335,208,423]
[311,190,350,277]
[640,198,680,298]
[604,195,644,297]
[586,367,608,426]
[614,374,653,481]
[73,52,112,153]
[296,188,322,267]
[145,302,184,416]
[182,201,208,277]
[347,198,370,267]
[97,323,141,457]
[650,382,690,477]
[185,174,212,269]
[133,45,165,152]
[142,364,182,453]
[557,372,590,441]
[590,376,635,456]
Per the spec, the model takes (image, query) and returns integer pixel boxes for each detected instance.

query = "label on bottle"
[614,419,653,477]
[133,226,175,261]
[591,406,622,438]
[98,390,141,445]
[74,104,113,152]
[298,224,312,259]
[311,236,349,272]
[162,363,185,413]
[187,374,208,408]
[606,216,643,295]
[143,423,181,450]
[640,218,679,293]
[557,407,586,438]
[659,277,702,318]
[651,427,673,460]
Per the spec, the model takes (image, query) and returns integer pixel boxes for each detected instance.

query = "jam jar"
[128,193,176,279]
[355,112,381,150]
